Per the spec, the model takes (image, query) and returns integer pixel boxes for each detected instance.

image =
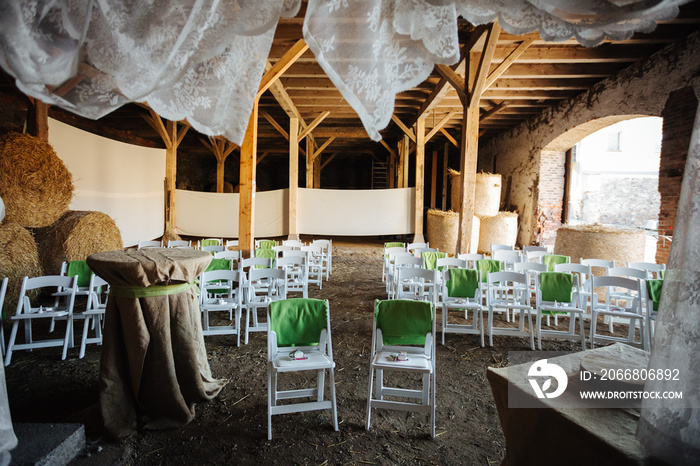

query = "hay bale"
[477,212,518,254]
[35,210,123,275]
[209,182,235,193]
[427,209,480,256]
[448,170,502,216]
[0,222,43,308]
[0,132,74,228]
[427,209,459,255]
[554,224,646,265]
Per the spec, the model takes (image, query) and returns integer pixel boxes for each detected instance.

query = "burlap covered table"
[87,248,227,438]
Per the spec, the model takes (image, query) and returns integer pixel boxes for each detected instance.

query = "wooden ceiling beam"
[380,139,397,159]
[484,39,534,91]
[440,128,459,148]
[298,110,331,141]
[480,102,508,122]
[426,110,457,142]
[469,22,501,108]
[257,39,308,98]
[391,115,416,143]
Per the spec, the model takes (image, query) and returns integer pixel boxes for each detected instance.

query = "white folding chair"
[535,272,587,350]
[384,248,411,290]
[554,263,593,316]
[391,255,423,299]
[395,266,437,306]
[485,271,535,349]
[383,244,406,283]
[214,250,240,261]
[245,268,286,344]
[198,269,243,346]
[407,242,429,255]
[580,258,614,274]
[441,268,484,346]
[525,250,547,263]
[301,245,324,290]
[5,275,78,365]
[627,261,666,279]
[366,299,436,438]
[201,245,225,253]
[267,298,337,440]
[276,255,308,299]
[590,276,645,349]
[282,239,305,249]
[168,240,191,248]
[434,257,466,302]
[523,245,549,254]
[225,239,239,249]
[490,244,513,257]
[605,266,647,334]
[138,240,162,249]
[493,249,522,271]
[457,253,484,269]
[79,274,109,358]
[312,239,332,279]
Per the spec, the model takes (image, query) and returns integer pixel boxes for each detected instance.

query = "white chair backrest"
[248,268,287,299]
[592,276,642,310]
[493,250,522,264]
[581,258,615,272]
[225,239,239,248]
[608,266,647,281]
[168,240,191,248]
[627,261,666,279]
[282,239,305,249]
[486,271,529,305]
[138,240,162,249]
[201,238,223,246]
[523,246,548,254]
[457,253,484,269]
[201,245,225,253]
[87,275,110,310]
[525,250,547,263]
[0,276,7,316]
[407,242,428,253]
[490,244,513,256]
[214,250,240,260]
[240,257,273,271]
[436,257,466,270]
[514,262,547,273]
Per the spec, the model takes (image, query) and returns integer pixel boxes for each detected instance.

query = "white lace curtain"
[0,0,690,145]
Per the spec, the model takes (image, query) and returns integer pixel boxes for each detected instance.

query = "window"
[607,131,622,151]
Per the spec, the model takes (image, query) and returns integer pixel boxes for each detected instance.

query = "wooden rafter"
[380,139,397,159]
[321,153,336,170]
[440,128,459,148]
[257,39,308,98]
[435,65,468,102]
[298,111,331,141]
[312,137,335,160]
[483,38,534,91]
[468,22,502,108]
[391,115,416,143]
[480,102,508,122]
[426,110,457,142]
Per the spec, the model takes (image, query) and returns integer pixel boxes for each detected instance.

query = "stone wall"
[479,32,700,248]
[577,176,660,227]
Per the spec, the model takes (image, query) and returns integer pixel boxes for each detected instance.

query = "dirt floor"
[4,238,591,465]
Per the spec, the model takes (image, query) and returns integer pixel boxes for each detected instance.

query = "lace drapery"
[0,0,690,145]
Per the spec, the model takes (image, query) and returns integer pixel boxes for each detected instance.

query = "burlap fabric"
[87,248,227,438]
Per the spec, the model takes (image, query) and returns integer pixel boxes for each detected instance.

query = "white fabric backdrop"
[49,119,165,247]
[176,187,415,238]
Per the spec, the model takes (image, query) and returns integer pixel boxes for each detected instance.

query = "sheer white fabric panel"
[0,1,689,146]
[49,119,165,247]
[298,188,415,236]
[175,188,287,239]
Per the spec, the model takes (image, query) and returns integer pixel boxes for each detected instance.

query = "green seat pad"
[375,299,433,346]
[205,258,231,272]
[254,248,275,268]
[477,259,503,283]
[543,254,569,272]
[421,251,447,271]
[200,239,220,247]
[646,279,664,312]
[257,240,277,249]
[384,242,405,249]
[446,268,479,299]
[270,298,328,347]
[67,260,93,288]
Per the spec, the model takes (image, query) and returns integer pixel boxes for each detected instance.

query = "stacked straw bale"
[448,170,502,216]
[0,132,73,228]
[554,224,646,265]
[35,210,123,275]
[0,222,42,307]
[477,212,518,254]
[426,209,480,256]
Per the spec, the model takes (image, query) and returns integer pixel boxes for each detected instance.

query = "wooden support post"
[306,138,314,188]
[457,105,479,254]
[402,136,410,189]
[30,100,50,141]
[397,138,405,189]
[442,143,449,211]
[289,118,299,240]
[239,102,258,258]
[414,118,426,243]
[389,152,395,189]
[165,121,177,234]
[314,153,321,188]
[430,150,438,209]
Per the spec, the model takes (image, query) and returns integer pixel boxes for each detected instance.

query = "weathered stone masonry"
[479,31,700,255]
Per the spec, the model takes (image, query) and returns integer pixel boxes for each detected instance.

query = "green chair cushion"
[446,268,479,299]
[543,254,569,272]
[477,259,503,283]
[67,260,93,288]
[254,248,275,268]
[375,299,433,346]
[270,298,328,347]
[257,240,277,249]
[384,242,405,249]
[421,251,447,271]
[647,279,664,312]
[540,272,573,303]
[200,239,220,247]
[205,258,231,272]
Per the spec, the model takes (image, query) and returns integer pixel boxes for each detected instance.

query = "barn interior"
[1,1,700,464]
